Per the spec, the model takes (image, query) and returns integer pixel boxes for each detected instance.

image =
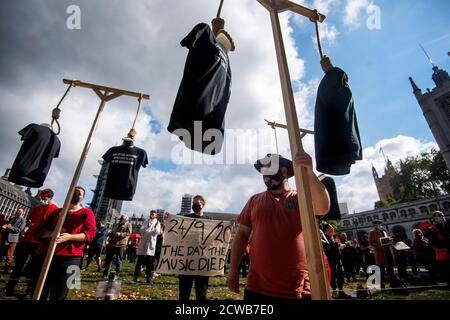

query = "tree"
[375,198,399,209]
[388,149,449,204]
[429,149,450,194]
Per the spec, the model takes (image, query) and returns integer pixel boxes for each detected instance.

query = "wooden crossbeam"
[258,0,326,21]
[63,79,150,100]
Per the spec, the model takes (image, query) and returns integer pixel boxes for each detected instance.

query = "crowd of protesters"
[319,210,450,297]
[0,180,449,301]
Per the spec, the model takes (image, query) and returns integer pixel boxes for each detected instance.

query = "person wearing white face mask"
[425,211,450,286]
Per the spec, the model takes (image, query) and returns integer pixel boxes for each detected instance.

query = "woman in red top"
[31,186,96,301]
[4,188,58,296]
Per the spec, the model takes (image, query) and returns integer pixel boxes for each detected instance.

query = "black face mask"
[263,171,286,190]
[192,203,202,213]
[71,193,82,205]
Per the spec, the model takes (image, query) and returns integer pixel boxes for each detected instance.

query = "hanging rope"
[311,9,324,60]
[125,93,144,141]
[272,124,279,155]
[216,0,224,17]
[311,9,334,73]
[212,0,225,36]
[51,81,74,135]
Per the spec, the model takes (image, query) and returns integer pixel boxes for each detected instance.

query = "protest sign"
[156,213,233,276]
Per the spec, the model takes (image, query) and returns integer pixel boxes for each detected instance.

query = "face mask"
[192,203,202,213]
[71,193,82,205]
[40,199,49,205]
[263,171,285,190]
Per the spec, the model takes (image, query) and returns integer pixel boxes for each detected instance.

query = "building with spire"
[410,64,450,170]
[372,155,396,201]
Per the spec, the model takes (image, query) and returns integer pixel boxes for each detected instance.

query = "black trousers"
[244,289,312,301]
[30,255,82,301]
[5,241,39,294]
[328,259,345,291]
[103,246,125,276]
[179,275,209,301]
[134,255,155,280]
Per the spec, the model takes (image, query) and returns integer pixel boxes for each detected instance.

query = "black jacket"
[168,23,232,155]
[314,67,362,175]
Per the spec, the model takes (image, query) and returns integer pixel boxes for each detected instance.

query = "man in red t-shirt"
[227,151,330,300]
[31,186,96,300]
[4,189,58,296]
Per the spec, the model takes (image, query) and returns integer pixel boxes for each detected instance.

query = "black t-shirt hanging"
[102,145,148,201]
[8,123,61,188]
[320,177,341,221]
[314,67,363,175]
[167,23,232,155]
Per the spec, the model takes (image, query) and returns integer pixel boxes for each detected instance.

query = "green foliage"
[375,198,399,209]
[389,149,449,204]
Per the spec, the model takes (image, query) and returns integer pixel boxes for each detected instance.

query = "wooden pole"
[32,80,150,300]
[259,0,331,300]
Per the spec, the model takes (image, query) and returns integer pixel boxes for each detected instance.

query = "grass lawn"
[1,260,449,300]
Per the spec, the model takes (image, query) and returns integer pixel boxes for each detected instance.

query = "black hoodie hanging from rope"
[311,14,362,176]
[167,23,232,155]
[314,67,362,175]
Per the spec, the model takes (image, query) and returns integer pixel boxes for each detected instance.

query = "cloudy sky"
[0,0,448,217]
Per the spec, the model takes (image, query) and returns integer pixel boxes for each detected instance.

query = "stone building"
[410,65,450,170]
[340,194,450,242]
[0,169,40,219]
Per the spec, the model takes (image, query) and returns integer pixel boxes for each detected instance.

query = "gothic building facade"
[372,157,396,201]
[410,65,450,170]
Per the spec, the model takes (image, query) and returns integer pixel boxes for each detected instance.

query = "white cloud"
[0,0,316,216]
[337,135,439,214]
[343,0,372,30]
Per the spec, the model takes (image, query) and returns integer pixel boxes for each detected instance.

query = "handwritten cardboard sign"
[156,213,233,276]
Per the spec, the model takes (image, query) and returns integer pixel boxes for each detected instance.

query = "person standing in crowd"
[368,219,394,288]
[133,210,161,284]
[412,229,436,282]
[179,195,212,301]
[360,234,375,276]
[322,223,350,299]
[103,214,132,278]
[227,152,330,300]
[82,220,108,272]
[425,210,450,286]
[3,189,58,296]
[31,186,96,300]
[127,237,139,263]
[353,239,364,277]
[153,224,165,279]
[392,234,410,281]
[339,233,357,282]
[2,208,27,274]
